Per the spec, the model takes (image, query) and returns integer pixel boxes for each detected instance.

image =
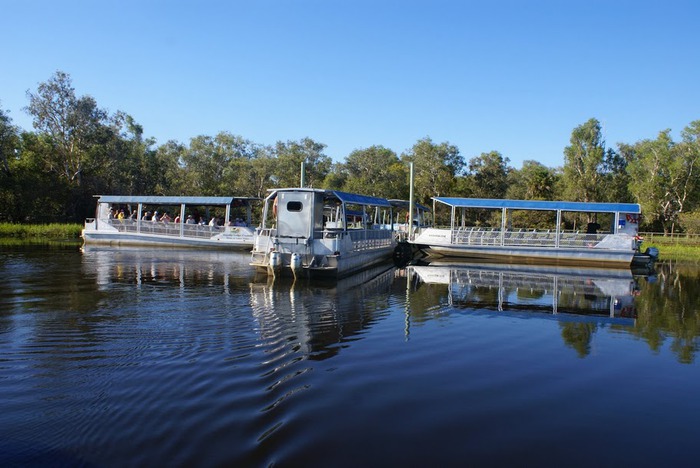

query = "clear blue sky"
[2,0,699,169]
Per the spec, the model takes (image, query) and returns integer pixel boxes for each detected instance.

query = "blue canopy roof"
[270,188,392,207]
[434,197,641,214]
[96,195,258,205]
[333,190,391,207]
[388,199,431,212]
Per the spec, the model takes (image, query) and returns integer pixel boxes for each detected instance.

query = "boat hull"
[82,229,254,250]
[251,243,395,279]
[421,244,634,268]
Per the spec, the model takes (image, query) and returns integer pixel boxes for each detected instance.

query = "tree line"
[1,71,699,233]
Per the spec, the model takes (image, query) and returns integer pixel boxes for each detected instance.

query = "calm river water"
[1,245,699,467]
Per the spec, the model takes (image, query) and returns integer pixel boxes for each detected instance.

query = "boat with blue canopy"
[82,195,259,249]
[409,197,656,268]
[250,188,396,278]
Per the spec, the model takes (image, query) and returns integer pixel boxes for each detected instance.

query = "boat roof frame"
[388,199,431,212]
[433,197,641,214]
[269,188,392,208]
[95,195,260,206]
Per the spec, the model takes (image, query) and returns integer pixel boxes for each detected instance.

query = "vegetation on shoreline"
[641,237,700,262]
[0,223,82,239]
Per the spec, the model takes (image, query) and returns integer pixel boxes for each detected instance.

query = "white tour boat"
[250,188,396,278]
[409,198,656,268]
[82,195,259,249]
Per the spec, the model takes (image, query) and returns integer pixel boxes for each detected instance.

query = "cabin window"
[287,201,303,212]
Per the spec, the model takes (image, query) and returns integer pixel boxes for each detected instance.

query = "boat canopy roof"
[434,197,641,214]
[388,199,431,212]
[95,195,259,205]
[270,188,392,207]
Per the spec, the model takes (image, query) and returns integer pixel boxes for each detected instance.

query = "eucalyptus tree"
[153,140,188,195]
[343,145,407,198]
[272,137,332,188]
[322,162,349,191]
[506,160,557,200]
[504,160,560,229]
[401,137,463,219]
[227,144,276,198]
[464,151,511,199]
[0,106,21,220]
[108,112,160,195]
[0,105,19,177]
[561,118,611,203]
[624,122,700,233]
[182,132,257,196]
[25,71,109,188]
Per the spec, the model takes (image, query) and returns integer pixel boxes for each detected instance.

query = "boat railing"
[347,228,394,251]
[106,219,235,239]
[451,227,612,248]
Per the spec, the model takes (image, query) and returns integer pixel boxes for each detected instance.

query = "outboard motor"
[290,252,303,278]
[268,251,282,276]
[644,247,659,259]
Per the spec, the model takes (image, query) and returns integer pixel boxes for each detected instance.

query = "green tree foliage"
[273,137,332,188]
[506,160,557,200]
[462,151,511,199]
[152,140,188,195]
[0,106,22,220]
[505,160,560,229]
[343,145,407,198]
[625,123,700,233]
[25,71,108,188]
[402,137,463,222]
[181,132,257,196]
[562,118,613,203]
[0,104,19,178]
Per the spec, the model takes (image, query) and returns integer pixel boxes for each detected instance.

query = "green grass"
[0,223,83,239]
[641,240,700,263]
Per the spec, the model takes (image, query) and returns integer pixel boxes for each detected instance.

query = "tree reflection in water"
[405,260,700,360]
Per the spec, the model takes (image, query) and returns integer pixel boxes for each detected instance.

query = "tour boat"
[250,188,396,278]
[82,195,259,249]
[408,198,657,268]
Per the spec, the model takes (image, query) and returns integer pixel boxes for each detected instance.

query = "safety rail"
[451,227,610,248]
[348,228,394,251]
[105,219,228,239]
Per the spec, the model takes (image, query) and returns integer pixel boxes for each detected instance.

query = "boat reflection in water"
[407,260,647,324]
[81,245,256,291]
[248,263,397,360]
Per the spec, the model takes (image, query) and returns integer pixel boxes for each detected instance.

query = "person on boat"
[161,213,171,223]
[152,211,160,222]
[585,221,601,246]
[186,215,196,224]
[108,208,116,220]
[209,216,218,227]
[586,222,600,234]
[174,214,181,224]
[117,209,125,220]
